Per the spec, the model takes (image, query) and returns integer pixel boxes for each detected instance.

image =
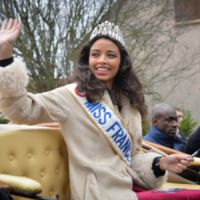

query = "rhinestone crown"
[90,21,125,47]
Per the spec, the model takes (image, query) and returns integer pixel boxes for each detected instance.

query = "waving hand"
[0,18,21,59]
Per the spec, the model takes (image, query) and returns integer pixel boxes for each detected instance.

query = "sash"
[66,83,132,166]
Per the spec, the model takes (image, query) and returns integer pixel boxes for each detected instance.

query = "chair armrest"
[0,174,42,195]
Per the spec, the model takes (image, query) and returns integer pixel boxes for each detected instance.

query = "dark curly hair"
[75,35,147,119]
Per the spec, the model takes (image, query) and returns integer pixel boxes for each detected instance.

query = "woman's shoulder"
[38,82,77,99]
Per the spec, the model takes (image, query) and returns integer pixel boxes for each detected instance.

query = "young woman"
[0,19,198,200]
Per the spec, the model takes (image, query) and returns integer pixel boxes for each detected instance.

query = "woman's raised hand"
[0,18,21,46]
[0,18,21,59]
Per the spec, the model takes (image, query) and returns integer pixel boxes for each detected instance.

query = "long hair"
[75,35,147,119]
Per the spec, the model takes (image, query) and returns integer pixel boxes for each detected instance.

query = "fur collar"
[102,91,142,155]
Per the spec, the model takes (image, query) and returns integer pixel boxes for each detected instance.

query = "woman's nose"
[98,54,107,64]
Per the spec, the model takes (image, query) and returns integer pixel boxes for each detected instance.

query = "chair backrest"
[0,124,70,200]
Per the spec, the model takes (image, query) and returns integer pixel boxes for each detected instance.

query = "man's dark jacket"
[143,125,186,151]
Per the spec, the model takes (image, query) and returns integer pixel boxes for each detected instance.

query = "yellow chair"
[0,124,70,200]
[1,124,200,200]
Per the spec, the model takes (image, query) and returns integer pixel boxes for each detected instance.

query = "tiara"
[90,21,125,47]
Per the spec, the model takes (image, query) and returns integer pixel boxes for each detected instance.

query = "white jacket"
[0,59,167,200]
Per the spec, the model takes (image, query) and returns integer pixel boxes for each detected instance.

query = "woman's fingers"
[0,19,7,30]
[0,19,19,31]
[11,19,21,32]
[180,158,193,167]
[6,18,14,30]
[170,162,187,173]
[13,19,20,28]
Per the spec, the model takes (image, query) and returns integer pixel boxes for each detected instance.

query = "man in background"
[175,107,187,145]
[144,103,187,151]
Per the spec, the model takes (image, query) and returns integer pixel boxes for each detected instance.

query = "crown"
[90,21,125,47]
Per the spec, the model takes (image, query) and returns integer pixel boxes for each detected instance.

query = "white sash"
[66,83,132,166]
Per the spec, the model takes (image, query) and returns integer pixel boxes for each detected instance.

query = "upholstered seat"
[1,124,200,200]
[0,124,70,200]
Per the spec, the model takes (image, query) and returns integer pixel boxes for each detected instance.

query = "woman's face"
[89,38,121,89]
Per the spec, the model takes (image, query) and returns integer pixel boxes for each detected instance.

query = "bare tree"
[1,0,199,102]
[0,0,119,92]
[113,0,200,101]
